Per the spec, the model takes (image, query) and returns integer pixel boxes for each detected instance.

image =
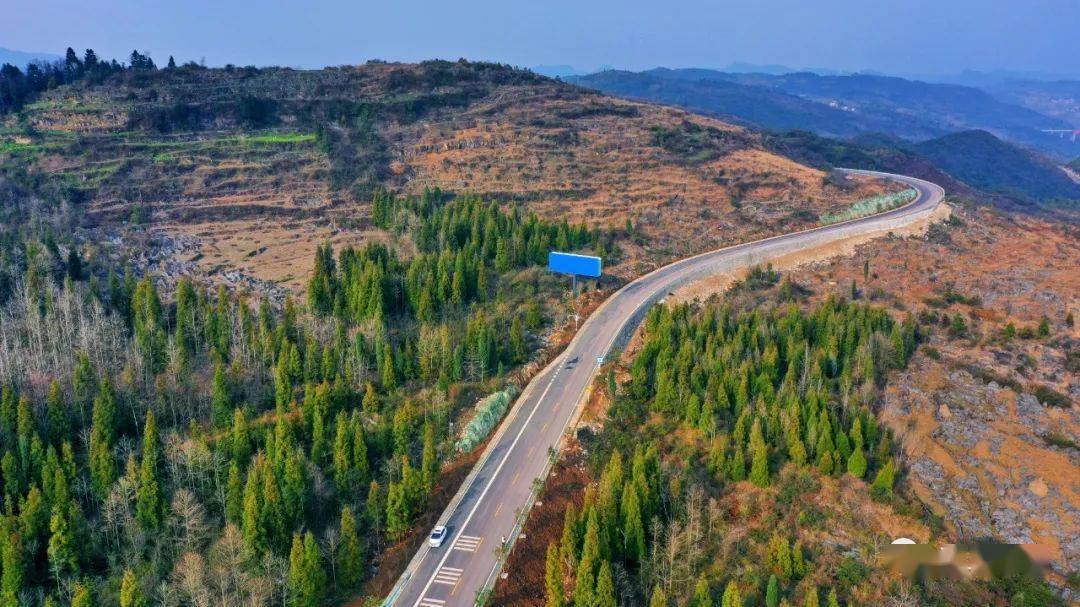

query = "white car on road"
[428,525,448,548]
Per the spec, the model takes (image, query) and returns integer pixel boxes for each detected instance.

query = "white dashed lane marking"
[418,598,445,607]
[433,566,462,585]
[452,535,482,552]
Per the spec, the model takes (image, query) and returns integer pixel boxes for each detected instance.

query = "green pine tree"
[119,569,147,607]
[288,532,327,607]
[421,422,438,494]
[47,505,79,579]
[846,447,867,479]
[385,482,408,541]
[132,277,166,374]
[572,557,595,607]
[135,410,165,531]
[721,581,741,607]
[871,460,896,497]
[545,543,564,607]
[225,461,244,523]
[750,440,770,488]
[0,530,23,607]
[559,504,579,573]
[45,380,68,444]
[649,586,668,607]
[792,542,807,578]
[174,278,197,367]
[766,574,780,607]
[692,577,712,607]
[71,584,93,607]
[337,506,365,589]
[621,482,645,564]
[231,407,252,463]
[88,380,119,498]
[211,362,232,428]
[595,561,617,607]
[241,460,264,553]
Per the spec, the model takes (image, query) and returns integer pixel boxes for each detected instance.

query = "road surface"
[386,169,945,607]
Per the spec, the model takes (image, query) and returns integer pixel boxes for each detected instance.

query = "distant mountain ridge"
[0,47,61,68]
[569,67,1080,159]
[910,130,1080,202]
[760,129,1079,209]
[983,79,1080,128]
[568,70,863,136]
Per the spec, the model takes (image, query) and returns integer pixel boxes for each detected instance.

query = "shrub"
[990,576,1065,607]
[836,556,869,588]
[1030,385,1071,409]
[1042,433,1078,450]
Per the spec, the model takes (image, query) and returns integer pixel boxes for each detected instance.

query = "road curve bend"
[387,170,945,607]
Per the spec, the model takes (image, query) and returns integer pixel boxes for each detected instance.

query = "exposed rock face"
[88,226,289,303]
[884,361,1078,588]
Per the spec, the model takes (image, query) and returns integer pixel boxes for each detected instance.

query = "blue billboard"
[548,252,602,278]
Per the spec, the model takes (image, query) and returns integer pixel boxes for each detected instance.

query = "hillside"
[1,51,1076,607]
[760,129,1080,213]
[568,70,864,136]
[912,130,1080,202]
[1,60,891,295]
[787,203,1079,592]
[0,56,921,607]
[570,68,1080,159]
[492,201,1078,607]
[985,79,1080,127]
[760,130,975,196]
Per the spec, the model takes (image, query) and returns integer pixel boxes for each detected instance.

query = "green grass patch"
[118,131,316,160]
[242,132,316,145]
[0,141,40,155]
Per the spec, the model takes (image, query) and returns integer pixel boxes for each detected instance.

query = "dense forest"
[0,184,609,606]
[541,284,1063,607]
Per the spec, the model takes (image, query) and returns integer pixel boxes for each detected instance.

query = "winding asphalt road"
[386,169,945,607]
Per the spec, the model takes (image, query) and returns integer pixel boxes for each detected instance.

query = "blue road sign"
[548,252,602,278]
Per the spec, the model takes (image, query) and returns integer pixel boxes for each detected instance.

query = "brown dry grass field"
[3,62,893,294]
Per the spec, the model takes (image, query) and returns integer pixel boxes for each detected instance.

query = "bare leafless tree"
[0,281,132,398]
[171,489,209,556]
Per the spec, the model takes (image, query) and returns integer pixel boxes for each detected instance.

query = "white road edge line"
[410,366,567,607]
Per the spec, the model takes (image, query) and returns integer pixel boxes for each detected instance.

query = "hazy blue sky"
[4,0,1078,76]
